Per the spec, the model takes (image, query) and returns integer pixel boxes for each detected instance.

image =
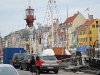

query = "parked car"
[0,56,3,64]
[20,54,37,71]
[0,64,20,75]
[40,55,59,74]
[10,53,26,67]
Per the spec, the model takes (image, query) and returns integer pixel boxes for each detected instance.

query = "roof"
[26,6,34,10]
[72,19,95,33]
[71,29,79,34]
[72,26,86,34]
[82,19,95,26]
[64,13,78,23]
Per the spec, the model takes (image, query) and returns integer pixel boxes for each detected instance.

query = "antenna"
[29,0,30,6]
[67,5,68,19]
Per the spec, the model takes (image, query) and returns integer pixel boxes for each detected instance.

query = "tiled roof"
[72,19,95,33]
[72,26,86,34]
[82,19,95,26]
[64,14,78,23]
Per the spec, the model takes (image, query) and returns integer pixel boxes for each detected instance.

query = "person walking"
[35,56,43,75]
[30,56,36,75]
[0,58,1,64]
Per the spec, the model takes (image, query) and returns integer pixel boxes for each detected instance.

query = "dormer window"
[71,22,72,24]
[96,21,98,24]
[68,22,70,25]
[86,25,88,28]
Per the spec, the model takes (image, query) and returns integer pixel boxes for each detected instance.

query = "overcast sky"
[0,0,100,37]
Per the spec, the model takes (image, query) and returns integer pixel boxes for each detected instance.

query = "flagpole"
[66,5,68,50]
[88,10,90,47]
[86,8,90,47]
[85,8,90,46]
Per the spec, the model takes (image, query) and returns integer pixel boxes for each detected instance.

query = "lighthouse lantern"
[26,6,34,15]
[24,6,36,27]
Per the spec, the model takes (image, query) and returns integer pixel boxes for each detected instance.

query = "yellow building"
[78,15,100,47]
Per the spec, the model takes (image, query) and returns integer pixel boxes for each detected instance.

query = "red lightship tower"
[25,6,36,28]
[24,5,36,54]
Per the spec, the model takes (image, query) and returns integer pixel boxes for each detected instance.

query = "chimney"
[88,15,93,20]
[77,11,79,14]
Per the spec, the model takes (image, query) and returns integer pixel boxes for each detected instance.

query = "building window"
[89,31,92,34]
[96,21,98,24]
[92,24,95,28]
[86,25,88,28]
[86,38,87,42]
[83,31,85,35]
[90,37,92,41]
[84,38,85,42]
[96,25,98,28]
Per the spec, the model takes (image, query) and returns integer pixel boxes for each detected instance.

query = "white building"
[41,30,49,49]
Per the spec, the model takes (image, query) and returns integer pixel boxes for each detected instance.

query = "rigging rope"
[43,0,62,26]
[43,0,51,26]
[54,1,62,23]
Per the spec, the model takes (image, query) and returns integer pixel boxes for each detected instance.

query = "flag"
[85,8,89,11]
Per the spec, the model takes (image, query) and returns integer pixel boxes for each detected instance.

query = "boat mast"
[66,5,68,50]
[51,0,54,47]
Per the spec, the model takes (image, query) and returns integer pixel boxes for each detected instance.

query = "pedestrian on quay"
[30,56,36,75]
[35,56,43,75]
